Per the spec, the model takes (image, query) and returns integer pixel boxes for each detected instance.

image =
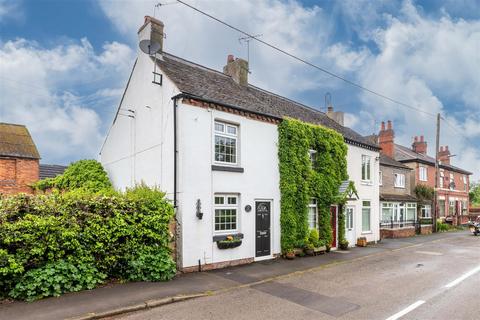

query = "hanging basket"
[216,239,242,249]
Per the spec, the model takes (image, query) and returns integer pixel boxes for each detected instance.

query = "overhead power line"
[175,0,437,118]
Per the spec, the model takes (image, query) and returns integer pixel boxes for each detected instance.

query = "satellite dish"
[139,39,161,55]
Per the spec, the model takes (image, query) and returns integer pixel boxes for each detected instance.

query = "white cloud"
[0,0,23,23]
[0,38,134,164]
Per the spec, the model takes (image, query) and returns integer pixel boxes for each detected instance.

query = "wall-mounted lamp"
[196,199,203,220]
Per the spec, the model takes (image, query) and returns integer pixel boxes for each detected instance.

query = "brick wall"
[380,165,413,196]
[0,157,39,195]
[380,227,416,239]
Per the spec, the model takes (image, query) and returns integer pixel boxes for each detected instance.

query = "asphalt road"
[113,232,480,320]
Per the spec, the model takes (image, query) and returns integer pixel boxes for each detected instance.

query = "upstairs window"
[440,170,444,188]
[361,155,371,181]
[449,173,454,190]
[394,173,405,188]
[214,121,238,165]
[463,175,468,191]
[379,171,383,186]
[308,149,317,168]
[419,166,428,181]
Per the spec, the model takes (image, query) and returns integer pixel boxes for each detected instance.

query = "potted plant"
[294,239,306,256]
[285,248,296,260]
[304,243,315,256]
[216,235,242,249]
[339,239,349,250]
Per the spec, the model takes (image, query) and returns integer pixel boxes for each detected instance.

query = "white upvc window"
[421,205,432,218]
[307,198,318,229]
[449,200,455,215]
[394,173,405,188]
[463,175,467,191]
[214,194,238,232]
[381,202,394,222]
[362,200,371,232]
[440,170,444,188]
[449,173,454,190]
[406,203,417,221]
[361,155,371,181]
[379,171,383,186]
[214,121,238,165]
[419,166,428,181]
[308,149,317,168]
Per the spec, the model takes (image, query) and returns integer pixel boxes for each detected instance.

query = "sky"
[0,0,479,180]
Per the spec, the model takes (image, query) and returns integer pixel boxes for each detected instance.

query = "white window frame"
[307,198,318,229]
[214,121,239,166]
[449,173,454,190]
[440,170,444,188]
[394,173,405,188]
[406,203,417,221]
[361,155,372,182]
[308,149,317,168]
[421,205,432,218]
[379,171,383,186]
[362,200,371,233]
[419,166,428,182]
[463,175,467,191]
[214,194,239,233]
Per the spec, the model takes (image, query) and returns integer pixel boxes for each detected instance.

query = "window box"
[216,236,242,249]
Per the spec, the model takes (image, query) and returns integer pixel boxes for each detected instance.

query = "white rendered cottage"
[100,17,380,272]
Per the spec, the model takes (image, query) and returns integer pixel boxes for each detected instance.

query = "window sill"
[361,181,373,186]
[394,186,406,189]
[212,233,244,242]
[361,231,372,235]
[212,165,244,173]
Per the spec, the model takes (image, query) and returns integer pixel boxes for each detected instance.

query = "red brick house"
[0,123,40,195]
[377,121,471,225]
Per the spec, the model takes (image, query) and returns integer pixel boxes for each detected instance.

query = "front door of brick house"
[330,205,337,248]
[255,201,271,257]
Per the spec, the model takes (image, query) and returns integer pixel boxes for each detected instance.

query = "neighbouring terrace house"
[377,120,471,226]
[100,17,380,272]
[0,123,40,195]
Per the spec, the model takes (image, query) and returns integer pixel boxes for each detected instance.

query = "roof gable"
[0,123,40,159]
[156,53,379,151]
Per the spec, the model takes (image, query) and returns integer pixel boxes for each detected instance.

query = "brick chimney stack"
[326,105,344,126]
[378,120,395,158]
[439,145,451,164]
[223,54,249,86]
[138,16,165,53]
[412,135,427,155]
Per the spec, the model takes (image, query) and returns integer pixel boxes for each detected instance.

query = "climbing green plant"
[278,118,348,252]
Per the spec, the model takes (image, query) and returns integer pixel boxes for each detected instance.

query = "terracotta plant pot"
[304,248,314,256]
[285,251,295,260]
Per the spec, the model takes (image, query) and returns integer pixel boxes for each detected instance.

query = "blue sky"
[1,0,479,179]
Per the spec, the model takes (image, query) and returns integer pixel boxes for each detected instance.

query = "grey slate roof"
[379,154,411,170]
[0,123,40,159]
[380,193,418,202]
[39,164,67,180]
[156,53,379,150]
[395,143,471,175]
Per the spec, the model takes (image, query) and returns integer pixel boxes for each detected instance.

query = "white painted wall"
[345,145,380,245]
[100,52,178,197]
[177,105,281,268]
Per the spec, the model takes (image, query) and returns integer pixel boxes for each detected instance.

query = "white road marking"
[385,300,425,320]
[415,250,442,256]
[445,265,480,288]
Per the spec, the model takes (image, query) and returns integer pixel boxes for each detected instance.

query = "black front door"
[255,201,271,257]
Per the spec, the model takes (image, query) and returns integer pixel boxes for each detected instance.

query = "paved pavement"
[111,231,480,320]
[0,231,476,320]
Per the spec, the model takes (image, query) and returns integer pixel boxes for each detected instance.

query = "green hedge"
[0,186,176,301]
[278,118,348,251]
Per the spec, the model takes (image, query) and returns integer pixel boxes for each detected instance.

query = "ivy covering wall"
[278,118,348,251]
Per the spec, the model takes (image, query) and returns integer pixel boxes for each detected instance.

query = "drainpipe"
[173,97,178,208]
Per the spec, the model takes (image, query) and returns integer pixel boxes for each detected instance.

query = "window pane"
[366,158,370,180]
[215,208,237,231]
[228,197,237,204]
[362,208,371,231]
[215,122,224,132]
[362,201,371,207]
[215,135,237,164]
[215,196,224,204]
[382,207,393,222]
[227,125,237,135]
[406,208,416,221]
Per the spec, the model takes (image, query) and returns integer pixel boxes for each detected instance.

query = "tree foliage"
[0,186,175,301]
[32,160,112,193]
[414,184,434,201]
[278,118,348,252]
[470,182,480,206]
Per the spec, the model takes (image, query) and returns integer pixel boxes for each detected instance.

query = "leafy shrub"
[125,247,176,282]
[437,219,450,232]
[414,184,434,201]
[0,186,175,301]
[339,239,349,250]
[32,160,112,192]
[10,261,105,301]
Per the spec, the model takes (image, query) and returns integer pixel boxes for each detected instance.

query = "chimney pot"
[227,54,234,63]
[420,135,424,142]
[387,120,392,130]
[440,146,444,151]
[414,136,418,142]
[381,121,385,131]
[445,145,449,151]
[327,106,333,112]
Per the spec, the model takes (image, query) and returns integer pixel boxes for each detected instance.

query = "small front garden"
[0,160,176,301]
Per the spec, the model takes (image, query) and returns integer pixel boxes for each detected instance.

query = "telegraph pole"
[433,113,441,232]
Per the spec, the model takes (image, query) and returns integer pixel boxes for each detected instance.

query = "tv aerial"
[239,34,262,74]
